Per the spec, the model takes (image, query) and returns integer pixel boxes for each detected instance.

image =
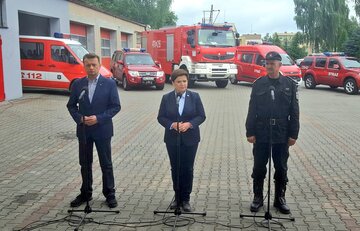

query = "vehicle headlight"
[156,71,164,77]
[195,63,207,69]
[128,71,140,77]
[230,64,237,69]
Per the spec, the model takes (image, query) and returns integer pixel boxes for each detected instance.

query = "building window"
[0,0,7,28]
[70,35,87,49]
[136,32,141,48]
[101,38,110,57]
[121,34,128,48]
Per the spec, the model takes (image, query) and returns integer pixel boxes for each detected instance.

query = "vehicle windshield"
[340,57,360,68]
[280,54,295,66]
[125,54,155,65]
[198,29,236,47]
[67,44,89,60]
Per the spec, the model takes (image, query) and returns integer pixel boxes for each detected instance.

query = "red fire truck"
[141,23,239,88]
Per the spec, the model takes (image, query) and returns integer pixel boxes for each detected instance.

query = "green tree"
[82,0,177,29]
[343,27,360,58]
[286,32,307,60]
[294,0,350,52]
[352,0,360,17]
[272,33,282,47]
[263,33,272,43]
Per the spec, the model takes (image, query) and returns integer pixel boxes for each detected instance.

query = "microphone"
[269,86,275,101]
[176,93,182,105]
[79,87,88,101]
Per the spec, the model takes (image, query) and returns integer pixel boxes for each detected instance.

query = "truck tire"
[215,80,228,88]
[304,74,316,89]
[344,78,358,94]
[123,76,131,91]
[229,75,238,85]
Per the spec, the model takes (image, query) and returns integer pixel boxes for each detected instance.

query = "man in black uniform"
[245,51,299,214]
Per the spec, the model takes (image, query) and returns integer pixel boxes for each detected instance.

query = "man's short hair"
[83,53,100,63]
[171,69,189,82]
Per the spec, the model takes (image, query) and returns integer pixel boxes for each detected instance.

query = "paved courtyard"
[0,81,359,230]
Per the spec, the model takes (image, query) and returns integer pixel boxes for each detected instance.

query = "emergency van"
[231,45,302,85]
[19,35,112,91]
[300,52,360,94]
[141,23,239,88]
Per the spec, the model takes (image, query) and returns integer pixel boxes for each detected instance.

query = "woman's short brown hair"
[170,69,189,82]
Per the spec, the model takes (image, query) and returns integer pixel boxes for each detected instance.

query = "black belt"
[257,118,288,125]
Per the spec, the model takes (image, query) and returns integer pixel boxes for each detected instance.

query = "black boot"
[250,180,264,212]
[273,182,290,214]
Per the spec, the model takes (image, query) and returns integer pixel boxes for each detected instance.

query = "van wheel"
[229,76,238,85]
[344,78,358,94]
[123,76,131,91]
[215,80,228,88]
[304,75,316,89]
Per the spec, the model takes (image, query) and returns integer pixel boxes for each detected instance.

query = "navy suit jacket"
[158,90,206,146]
[67,75,121,140]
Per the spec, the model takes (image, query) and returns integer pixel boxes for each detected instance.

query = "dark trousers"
[251,142,289,184]
[79,137,115,198]
[166,143,198,202]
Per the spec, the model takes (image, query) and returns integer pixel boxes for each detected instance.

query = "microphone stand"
[154,93,206,230]
[240,87,294,230]
[68,95,119,231]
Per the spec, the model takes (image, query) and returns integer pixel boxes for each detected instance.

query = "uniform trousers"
[251,142,289,184]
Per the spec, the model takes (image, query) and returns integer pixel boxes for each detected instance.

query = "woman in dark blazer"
[157,69,206,212]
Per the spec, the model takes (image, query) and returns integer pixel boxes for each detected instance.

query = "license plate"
[144,80,153,85]
[143,77,154,81]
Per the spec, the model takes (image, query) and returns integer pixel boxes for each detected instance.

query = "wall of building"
[68,2,145,66]
[0,0,69,100]
[0,0,145,101]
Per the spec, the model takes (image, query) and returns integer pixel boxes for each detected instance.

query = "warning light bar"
[123,48,146,52]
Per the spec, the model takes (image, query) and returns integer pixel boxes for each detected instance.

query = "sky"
[171,0,356,36]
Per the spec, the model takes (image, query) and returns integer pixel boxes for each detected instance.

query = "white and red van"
[19,35,112,91]
[231,45,302,85]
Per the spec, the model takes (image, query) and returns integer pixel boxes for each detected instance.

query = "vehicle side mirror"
[155,61,162,68]
[235,38,240,46]
[260,60,266,67]
[117,60,124,65]
[68,56,78,64]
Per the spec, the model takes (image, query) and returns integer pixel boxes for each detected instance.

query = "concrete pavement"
[0,82,359,230]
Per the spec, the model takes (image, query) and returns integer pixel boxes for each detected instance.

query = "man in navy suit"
[158,69,206,212]
[67,53,121,208]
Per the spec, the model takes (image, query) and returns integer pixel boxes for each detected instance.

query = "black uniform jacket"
[245,75,299,143]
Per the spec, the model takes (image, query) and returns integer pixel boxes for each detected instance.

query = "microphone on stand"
[79,87,88,101]
[269,86,275,101]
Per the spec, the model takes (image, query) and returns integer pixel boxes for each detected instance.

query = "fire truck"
[141,23,239,88]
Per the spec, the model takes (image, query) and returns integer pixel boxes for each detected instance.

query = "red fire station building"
[0,0,145,101]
